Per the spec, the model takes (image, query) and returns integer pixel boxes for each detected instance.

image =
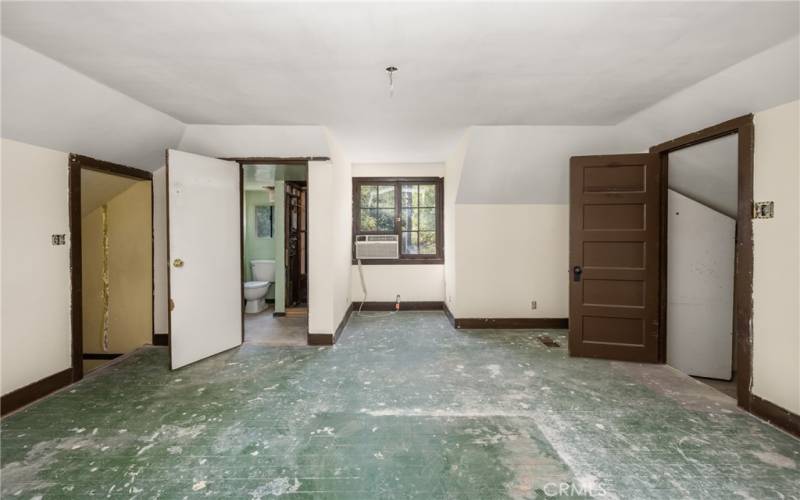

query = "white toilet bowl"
[244,259,276,314]
[243,281,272,314]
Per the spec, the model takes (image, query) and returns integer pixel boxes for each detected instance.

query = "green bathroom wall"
[243,189,276,298]
[273,180,286,313]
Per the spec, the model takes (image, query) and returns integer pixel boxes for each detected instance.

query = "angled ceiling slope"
[1,1,798,163]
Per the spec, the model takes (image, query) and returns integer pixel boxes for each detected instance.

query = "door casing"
[650,114,754,409]
[68,154,154,382]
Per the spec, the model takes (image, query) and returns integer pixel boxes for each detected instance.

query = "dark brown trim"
[69,154,154,383]
[71,154,153,181]
[307,333,334,346]
[307,304,353,346]
[650,115,754,411]
[352,177,444,264]
[240,164,245,344]
[334,303,354,344]
[443,303,456,327]
[650,115,753,154]
[355,301,443,311]
[82,352,123,360]
[224,157,327,165]
[1,368,72,416]
[153,334,169,346]
[273,312,286,318]
[453,318,569,329]
[750,395,800,438]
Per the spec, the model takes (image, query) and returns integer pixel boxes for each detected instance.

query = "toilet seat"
[244,281,270,289]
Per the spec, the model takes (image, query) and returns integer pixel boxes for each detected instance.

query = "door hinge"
[169,299,175,311]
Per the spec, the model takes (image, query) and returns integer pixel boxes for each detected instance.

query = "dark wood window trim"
[352,177,444,265]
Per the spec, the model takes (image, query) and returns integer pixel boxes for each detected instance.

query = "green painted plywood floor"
[2,312,798,498]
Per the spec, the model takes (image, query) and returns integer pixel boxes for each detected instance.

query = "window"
[255,205,273,238]
[353,177,443,264]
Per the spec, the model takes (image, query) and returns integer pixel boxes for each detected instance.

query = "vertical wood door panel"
[167,149,242,369]
[569,154,660,362]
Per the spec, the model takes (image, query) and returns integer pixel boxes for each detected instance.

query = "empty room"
[1,2,798,498]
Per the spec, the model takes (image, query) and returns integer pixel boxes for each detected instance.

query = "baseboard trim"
[153,334,169,346]
[273,312,286,317]
[443,303,456,327]
[453,317,569,329]
[1,368,73,416]
[353,301,443,311]
[749,395,800,438]
[334,303,354,343]
[308,304,354,346]
[82,353,123,360]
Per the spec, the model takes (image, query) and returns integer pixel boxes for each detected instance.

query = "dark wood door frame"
[68,154,154,382]
[650,114,754,409]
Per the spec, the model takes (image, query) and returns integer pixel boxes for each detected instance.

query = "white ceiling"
[1,2,798,162]
[81,169,142,216]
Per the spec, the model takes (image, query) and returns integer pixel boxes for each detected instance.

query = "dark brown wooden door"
[569,153,660,362]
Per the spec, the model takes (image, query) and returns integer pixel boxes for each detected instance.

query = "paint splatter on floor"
[2,312,798,498]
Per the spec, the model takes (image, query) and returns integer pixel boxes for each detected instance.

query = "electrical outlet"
[51,234,66,246]
[531,300,537,310]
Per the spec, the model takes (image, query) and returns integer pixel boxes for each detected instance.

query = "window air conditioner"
[355,234,399,260]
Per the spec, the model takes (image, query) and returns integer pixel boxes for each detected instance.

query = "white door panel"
[168,149,241,369]
[667,190,735,380]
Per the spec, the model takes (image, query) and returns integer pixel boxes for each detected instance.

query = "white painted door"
[167,149,241,369]
[667,190,735,380]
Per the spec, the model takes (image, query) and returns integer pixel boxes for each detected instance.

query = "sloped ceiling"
[2,1,798,164]
[81,169,141,216]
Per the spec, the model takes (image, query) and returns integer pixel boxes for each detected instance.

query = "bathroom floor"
[2,312,798,498]
[244,306,307,346]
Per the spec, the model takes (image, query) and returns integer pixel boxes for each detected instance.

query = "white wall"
[1,139,72,395]
[326,131,354,331]
[455,204,569,319]
[350,162,445,303]
[1,37,184,171]
[444,132,469,315]
[152,167,169,335]
[751,100,800,414]
[307,161,335,334]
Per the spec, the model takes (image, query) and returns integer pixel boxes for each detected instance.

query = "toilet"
[243,259,275,314]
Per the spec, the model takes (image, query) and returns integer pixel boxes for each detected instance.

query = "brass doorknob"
[173,258,184,268]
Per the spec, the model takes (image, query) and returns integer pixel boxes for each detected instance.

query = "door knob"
[573,266,583,282]
[173,258,184,268]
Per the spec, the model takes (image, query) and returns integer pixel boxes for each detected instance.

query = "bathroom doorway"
[68,155,155,380]
[240,162,309,346]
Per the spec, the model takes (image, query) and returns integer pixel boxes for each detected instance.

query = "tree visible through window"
[353,177,443,263]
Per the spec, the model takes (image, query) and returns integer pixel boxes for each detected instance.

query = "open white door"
[167,149,242,369]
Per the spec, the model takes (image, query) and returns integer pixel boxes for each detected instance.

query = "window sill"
[352,258,444,266]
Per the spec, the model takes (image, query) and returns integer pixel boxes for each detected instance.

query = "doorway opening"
[241,163,308,346]
[664,134,738,398]
[68,155,154,381]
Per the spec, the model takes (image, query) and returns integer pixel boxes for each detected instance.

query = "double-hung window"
[353,177,443,264]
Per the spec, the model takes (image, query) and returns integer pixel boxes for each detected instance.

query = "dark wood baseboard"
[354,301,443,311]
[308,304,354,346]
[1,368,73,416]
[273,312,286,317]
[749,395,800,438]
[307,333,334,345]
[453,317,568,329]
[334,303,354,343]
[82,353,123,360]
[153,334,169,346]
[443,303,456,327]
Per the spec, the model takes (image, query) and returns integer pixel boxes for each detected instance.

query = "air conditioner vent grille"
[355,234,399,259]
